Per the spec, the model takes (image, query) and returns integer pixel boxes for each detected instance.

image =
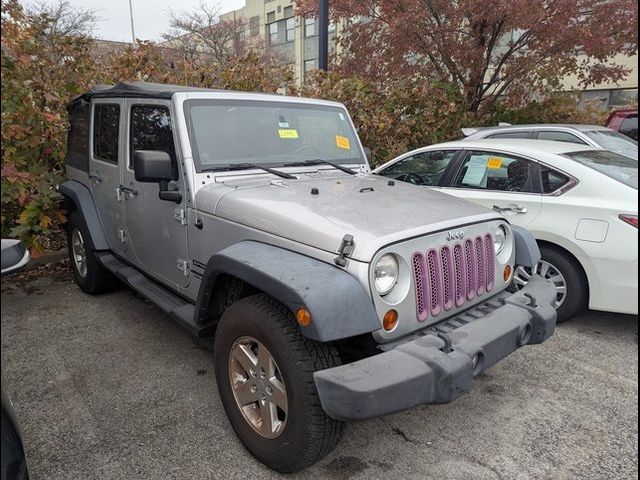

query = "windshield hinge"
[334,234,355,267]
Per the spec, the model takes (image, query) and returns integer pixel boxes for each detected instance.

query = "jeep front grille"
[412,234,495,322]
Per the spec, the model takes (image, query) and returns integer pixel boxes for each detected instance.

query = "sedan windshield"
[584,130,638,160]
[185,99,365,171]
[564,150,638,189]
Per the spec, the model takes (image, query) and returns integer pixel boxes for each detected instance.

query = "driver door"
[120,99,190,289]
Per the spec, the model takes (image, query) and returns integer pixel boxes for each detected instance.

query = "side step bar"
[96,253,215,338]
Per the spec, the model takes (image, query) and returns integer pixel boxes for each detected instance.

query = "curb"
[28,249,68,268]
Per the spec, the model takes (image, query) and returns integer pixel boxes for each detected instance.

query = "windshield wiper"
[214,163,297,180]
[283,159,357,175]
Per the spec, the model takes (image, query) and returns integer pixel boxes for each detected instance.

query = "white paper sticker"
[462,156,489,186]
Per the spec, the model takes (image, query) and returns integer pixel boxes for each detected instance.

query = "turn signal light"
[619,214,638,228]
[503,265,513,282]
[296,308,312,326]
[383,310,399,332]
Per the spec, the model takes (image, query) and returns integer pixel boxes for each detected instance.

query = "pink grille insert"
[411,232,497,322]
[440,246,455,311]
[412,253,429,322]
[484,233,495,292]
[453,244,467,307]
[464,239,476,301]
[427,249,443,316]
[475,236,486,295]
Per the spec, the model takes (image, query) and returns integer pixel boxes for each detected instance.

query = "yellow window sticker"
[336,135,351,150]
[487,157,503,169]
[278,129,299,139]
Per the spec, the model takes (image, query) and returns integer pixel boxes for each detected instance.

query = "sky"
[25,0,247,43]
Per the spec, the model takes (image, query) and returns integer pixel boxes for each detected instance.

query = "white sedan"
[374,139,638,322]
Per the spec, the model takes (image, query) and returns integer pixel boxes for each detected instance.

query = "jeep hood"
[198,173,500,262]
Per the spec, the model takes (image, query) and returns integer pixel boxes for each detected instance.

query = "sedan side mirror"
[133,150,173,183]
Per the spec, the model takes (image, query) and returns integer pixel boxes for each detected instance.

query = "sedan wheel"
[513,260,567,309]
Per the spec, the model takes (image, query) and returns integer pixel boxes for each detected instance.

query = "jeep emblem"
[446,231,465,241]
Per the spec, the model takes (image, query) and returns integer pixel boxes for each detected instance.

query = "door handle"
[119,185,138,197]
[88,173,102,183]
[493,205,528,214]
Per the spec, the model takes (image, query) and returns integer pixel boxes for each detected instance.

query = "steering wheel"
[397,172,432,186]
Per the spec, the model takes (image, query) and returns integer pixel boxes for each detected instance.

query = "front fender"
[195,241,381,342]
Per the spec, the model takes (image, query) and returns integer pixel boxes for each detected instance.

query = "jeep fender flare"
[58,180,109,250]
[511,225,541,268]
[195,241,381,342]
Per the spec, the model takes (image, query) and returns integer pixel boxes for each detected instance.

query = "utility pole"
[128,0,137,46]
[318,0,329,71]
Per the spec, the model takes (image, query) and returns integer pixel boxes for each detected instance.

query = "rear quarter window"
[486,131,533,139]
[66,98,90,171]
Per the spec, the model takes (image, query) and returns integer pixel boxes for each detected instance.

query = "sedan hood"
[197,172,500,261]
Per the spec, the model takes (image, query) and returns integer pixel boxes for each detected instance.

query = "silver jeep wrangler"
[60,82,556,473]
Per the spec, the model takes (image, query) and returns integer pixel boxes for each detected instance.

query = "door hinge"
[173,208,188,226]
[117,229,126,242]
[177,259,190,276]
[114,187,124,202]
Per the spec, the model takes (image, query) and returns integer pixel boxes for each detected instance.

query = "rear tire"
[66,211,118,294]
[214,294,343,473]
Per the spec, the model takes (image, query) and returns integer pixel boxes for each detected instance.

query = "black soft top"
[69,81,226,106]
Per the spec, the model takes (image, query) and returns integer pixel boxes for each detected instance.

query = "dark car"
[1,239,30,480]
[606,109,638,141]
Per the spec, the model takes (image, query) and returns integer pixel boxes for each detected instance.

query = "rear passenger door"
[89,99,126,254]
[440,150,542,228]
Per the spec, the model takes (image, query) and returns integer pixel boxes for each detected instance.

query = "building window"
[249,16,260,36]
[304,58,318,73]
[305,18,316,37]
[268,22,278,45]
[267,11,275,23]
[284,6,293,18]
[285,17,295,42]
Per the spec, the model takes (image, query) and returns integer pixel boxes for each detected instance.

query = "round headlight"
[494,225,507,254]
[374,254,399,295]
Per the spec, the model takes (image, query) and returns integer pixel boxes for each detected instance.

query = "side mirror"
[133,150,173,183]
[363,147,373,163]
[1,239,30,277]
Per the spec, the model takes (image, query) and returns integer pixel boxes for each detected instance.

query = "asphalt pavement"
[1,275,637,480]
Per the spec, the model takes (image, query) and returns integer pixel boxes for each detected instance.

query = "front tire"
[512,245,587,323]
[214,294,343,473]
[66,211,118,294]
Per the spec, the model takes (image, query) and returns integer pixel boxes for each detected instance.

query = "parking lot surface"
[1,274,638,480]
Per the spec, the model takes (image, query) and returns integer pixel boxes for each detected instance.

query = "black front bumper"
[314,275,557,421]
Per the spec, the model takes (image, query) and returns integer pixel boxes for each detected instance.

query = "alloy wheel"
[71,229,88,278]
[512,260,567,309]
[229,336,288,439]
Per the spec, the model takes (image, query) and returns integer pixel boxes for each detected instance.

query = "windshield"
[185,99,365,171]
[584,130,638,160]
[564,150,638,189]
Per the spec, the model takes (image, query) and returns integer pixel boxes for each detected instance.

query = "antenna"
[128,0,137,46]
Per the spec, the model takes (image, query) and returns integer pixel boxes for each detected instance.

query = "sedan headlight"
[494,225,507,254]
[374,254,399,295]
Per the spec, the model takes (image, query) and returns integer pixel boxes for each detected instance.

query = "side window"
[379,151,457,186]
[537,131,586,144]
[487,131,532,139]
[130,105,177,178]
[620,115,638,141]
[540,165,571,194]
[66,98,90,171]
[454,151,537,193]
[93,104,120,163]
